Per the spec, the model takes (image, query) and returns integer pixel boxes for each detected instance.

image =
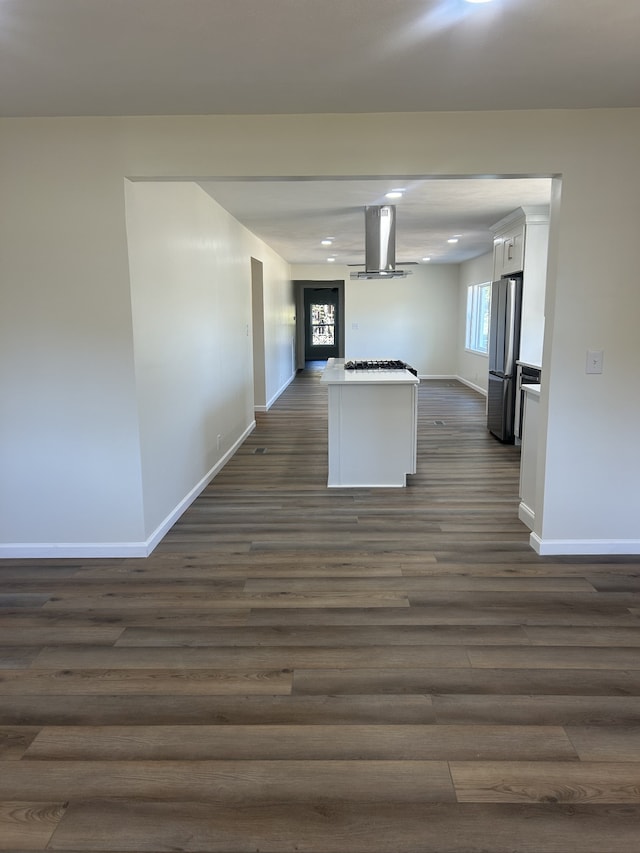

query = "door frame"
[294,280,345,369]
[250,257,267,409]
[303,286,341,361]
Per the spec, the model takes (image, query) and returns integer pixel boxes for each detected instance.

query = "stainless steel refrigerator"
[487,274,523,442]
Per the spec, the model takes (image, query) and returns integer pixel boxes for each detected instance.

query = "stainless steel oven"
[515,363,541,442]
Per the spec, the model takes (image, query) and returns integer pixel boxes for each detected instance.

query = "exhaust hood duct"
[350,205,411,280]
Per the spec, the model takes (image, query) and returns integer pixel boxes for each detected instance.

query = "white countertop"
[523,383,541,397]
[321,358,419,386]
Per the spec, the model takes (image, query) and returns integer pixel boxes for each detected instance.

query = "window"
[310,302,335,346]
[465,281,491,354]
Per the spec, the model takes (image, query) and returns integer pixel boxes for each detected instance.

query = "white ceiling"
[1,0,638,116]
[2,0,635,265]
[199,177,552,265]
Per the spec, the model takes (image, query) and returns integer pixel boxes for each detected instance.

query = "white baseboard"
[327,482,407,489]
[418,374,486,396]
[144,419,256,554]
[255,371,296,413]
[518,502,535,531]
[455,376,487,396]
[0,541,151,560]
[530,533,640,556]
[0,420,256,561]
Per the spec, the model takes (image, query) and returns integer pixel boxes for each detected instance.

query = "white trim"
[0,541,150,560]
[255,370,296,413]
[518,502,535,530]
[491,205,550,233]
[455,376,487,396]
[0,420,256,561]
[418,374,458,381]
[143,419,255,554]
[327,482,407,489]
[530,533,640,556]
[418,375,487,396]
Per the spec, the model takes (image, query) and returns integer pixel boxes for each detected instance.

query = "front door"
[304,287,340,361]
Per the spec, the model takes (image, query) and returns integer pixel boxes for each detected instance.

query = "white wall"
[0,126,294,555]
[251,258,267,409]
[291,263,459,376]
[262,265,297,408]
[457,252,494,394]
[536,167,640,551]
[0,124,145,553]
[1,109,639,555]
[126,182,256,541]
[124,180,293,545]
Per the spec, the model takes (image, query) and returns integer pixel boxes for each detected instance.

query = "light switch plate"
[586,349,604,374]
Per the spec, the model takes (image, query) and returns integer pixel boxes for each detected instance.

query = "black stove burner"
[344,359,417,376]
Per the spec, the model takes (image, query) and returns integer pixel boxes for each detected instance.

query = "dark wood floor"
[2,364,640,852]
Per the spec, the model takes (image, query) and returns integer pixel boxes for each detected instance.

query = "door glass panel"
[311,303,335,346]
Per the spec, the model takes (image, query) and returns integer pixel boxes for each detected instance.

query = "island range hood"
[350,205,412,280]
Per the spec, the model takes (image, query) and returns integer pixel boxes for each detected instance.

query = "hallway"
[1,367,640,851]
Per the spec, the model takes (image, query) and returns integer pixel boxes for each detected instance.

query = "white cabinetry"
[492,206,549,367]
[518,384,540,530]
[320,359,419,488]
[494,221,525,277]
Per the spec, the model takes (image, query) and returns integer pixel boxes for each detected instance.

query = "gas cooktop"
[344,359,417,376]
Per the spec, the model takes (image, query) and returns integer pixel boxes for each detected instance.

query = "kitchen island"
[320,358,420,487]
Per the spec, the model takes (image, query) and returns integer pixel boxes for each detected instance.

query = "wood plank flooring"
[1,365,640,852]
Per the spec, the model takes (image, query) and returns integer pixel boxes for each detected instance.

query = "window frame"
[465,281,492,356]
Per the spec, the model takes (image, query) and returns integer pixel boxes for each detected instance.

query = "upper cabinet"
[491,206,550,367]
[494,220,526,277]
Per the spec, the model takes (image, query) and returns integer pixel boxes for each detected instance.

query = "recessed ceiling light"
[422,257,431,262]
[385,190,404,199]
[327,257,336,263]
[465,0,493,4]
[321,239,333,246]
[447,237,459,244]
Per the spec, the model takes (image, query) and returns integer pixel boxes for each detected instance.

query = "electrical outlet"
[586,350,604,374]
